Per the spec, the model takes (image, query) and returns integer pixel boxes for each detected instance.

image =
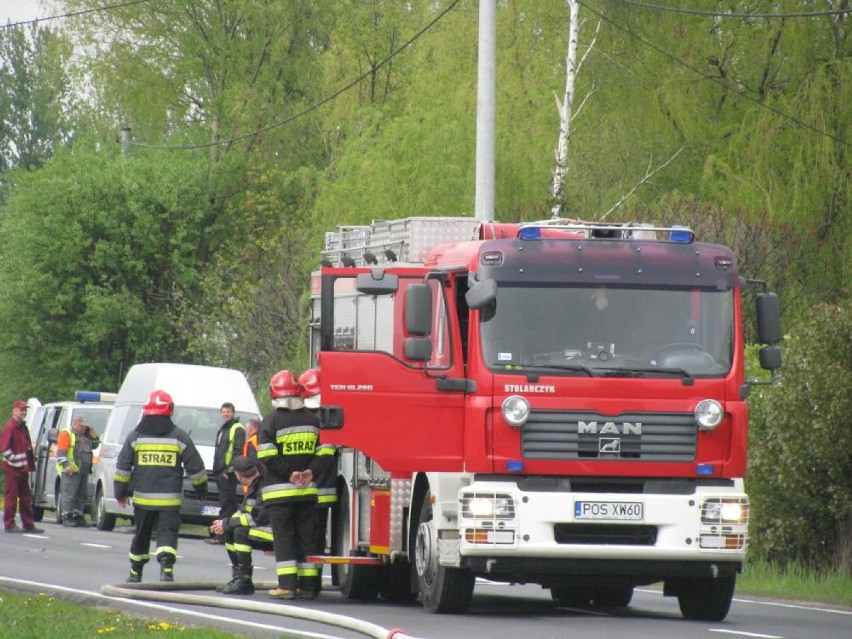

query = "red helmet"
[143,389,174,416]
[299,368,320,398]
[269,369,300,399]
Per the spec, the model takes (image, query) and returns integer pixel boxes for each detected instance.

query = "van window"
[70,407,112,436]
[113,406,256,447]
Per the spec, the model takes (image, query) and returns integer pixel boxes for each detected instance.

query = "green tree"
[747,297,852,572]
[0,23,74,173]
[0,140,210,401]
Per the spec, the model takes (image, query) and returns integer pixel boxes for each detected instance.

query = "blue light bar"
[696,463,715,476]
[670,225,693,243]
[506,460,524,472]
[75,390,118,403]
[519,226,541,240]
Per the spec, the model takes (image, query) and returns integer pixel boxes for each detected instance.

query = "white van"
[29,392,116,523]
[91,363,260,531]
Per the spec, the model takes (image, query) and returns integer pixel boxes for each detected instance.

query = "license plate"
[575,501,643,521]
[201,505,220,516]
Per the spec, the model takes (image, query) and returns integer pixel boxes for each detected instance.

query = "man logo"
[599,438,621,454]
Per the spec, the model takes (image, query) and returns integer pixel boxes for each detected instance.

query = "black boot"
[160,564,174,582]
[221,566,254,595]
[216,565,241,593]
[127,563,143,583]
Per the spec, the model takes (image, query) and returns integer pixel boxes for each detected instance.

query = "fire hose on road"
[100,580,425,639]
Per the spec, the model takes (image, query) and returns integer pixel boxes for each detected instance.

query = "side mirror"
[405,336,433,362]
[47,428,59,444]
[318,406,343,430]
[756,292,781,344]
[465,279,497,310]
[759,345,782,371]
[356,270,398,295]
[406,284,432,336]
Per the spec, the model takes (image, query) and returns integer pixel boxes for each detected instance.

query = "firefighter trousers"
[129,507,180,570]
[225,524,274,568]
[268,500,318,592]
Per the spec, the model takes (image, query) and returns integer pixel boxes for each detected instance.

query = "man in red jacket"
[1,400,43,533]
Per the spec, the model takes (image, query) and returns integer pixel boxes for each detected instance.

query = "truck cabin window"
[480,285,734,377]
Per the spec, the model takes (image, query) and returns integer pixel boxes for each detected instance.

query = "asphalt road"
[1,517,850,639]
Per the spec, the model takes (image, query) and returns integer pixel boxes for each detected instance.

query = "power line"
[605,0,851,19]
[579,1,850,149]
[0,0,152,30]
[132,0,462,150]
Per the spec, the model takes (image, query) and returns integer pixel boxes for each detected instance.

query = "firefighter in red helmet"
[299,368,337,597]
[114,389,208,583]
[257,370,323,599]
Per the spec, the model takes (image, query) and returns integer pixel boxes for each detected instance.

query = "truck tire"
[593,585,633,607]
[677,574,736,621]
[380,560,417,603]
[415,492,475,614]
[335,489,380,600]
[94,488,116,531]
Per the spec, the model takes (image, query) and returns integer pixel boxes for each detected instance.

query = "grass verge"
[737,557,851,607]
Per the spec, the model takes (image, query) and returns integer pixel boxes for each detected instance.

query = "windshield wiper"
[523,363,596,377]
[595,368,647,378]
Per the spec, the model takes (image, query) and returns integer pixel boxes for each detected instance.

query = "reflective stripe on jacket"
[257,407,320,506]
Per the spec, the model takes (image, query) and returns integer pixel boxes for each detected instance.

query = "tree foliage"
[747,297,852,572]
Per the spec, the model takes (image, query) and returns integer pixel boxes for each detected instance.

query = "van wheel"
[94,488,116,531]
[55,489,64,525]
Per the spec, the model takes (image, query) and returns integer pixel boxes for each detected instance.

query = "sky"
[1,0,50,27]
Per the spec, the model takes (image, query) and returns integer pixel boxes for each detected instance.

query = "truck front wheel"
[676,574,736,621]
[415,492,475,614]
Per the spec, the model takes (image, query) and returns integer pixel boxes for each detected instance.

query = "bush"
[747,296,851,572]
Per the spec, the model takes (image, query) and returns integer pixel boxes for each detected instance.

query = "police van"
[91,363,260,531]
[29,391,116,523]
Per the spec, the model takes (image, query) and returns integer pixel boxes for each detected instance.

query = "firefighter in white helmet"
[114,389,208,583]
[257,370,322,599]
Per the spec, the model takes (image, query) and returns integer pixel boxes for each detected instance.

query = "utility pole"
[120,127,132,157]
[474,0,496,222]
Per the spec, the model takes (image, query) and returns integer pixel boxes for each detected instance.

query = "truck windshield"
[480,285,734,377]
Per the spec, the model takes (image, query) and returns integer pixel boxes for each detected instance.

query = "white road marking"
[636,588,850,615]
[708,630,783,638]
[81,543,111,549]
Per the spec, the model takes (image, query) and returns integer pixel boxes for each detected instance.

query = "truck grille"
[521,411,696,462]
[554,523,658,545]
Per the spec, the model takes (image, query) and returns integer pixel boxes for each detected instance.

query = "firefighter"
[55,415,100,527]
[209,455,273,595]
[114,389,208,583]
[299,368,337,597]
[207,402,246,545]
[257,370,323,600]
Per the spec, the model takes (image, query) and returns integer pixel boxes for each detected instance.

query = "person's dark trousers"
[60,470,88,520]
[3,469,35,530]
[130,508,181,571]
[217,472,238,520]
[269,501,318,592]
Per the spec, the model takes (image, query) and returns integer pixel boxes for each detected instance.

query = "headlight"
[695,399,723,431]
[702,498,749,524]
[461,493,515,519]
[502,395,530,428]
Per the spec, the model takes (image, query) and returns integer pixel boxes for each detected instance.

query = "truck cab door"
[318,268,467,473]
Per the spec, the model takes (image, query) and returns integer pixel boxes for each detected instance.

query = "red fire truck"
[310,216,781,621]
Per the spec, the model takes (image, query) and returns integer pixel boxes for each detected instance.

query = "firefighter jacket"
[213,418,246,474]
[55,428,100,474]
[313,442,338,506]
[114,414,208,510]
[0,418,35,474]
[224,474,270,532]
[257,407,322,506]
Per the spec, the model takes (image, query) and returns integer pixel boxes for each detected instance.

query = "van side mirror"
[756,292,781,344]
[759,345,782,371]
[47,428,59,444]
[406,284,432,336]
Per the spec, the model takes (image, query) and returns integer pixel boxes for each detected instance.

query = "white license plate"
[200,505,220,516]
[574,501,643,521]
